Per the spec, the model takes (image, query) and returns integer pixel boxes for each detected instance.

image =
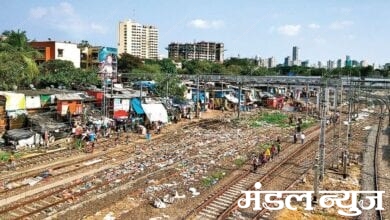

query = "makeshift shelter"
[141,103,168,123]
[55,93,84,116]
[0,92,28,130]
[3,129,42,150]
[131,98,144,115]
[28,113,71,141]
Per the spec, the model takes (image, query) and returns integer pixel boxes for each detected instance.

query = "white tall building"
[118,19,158,59]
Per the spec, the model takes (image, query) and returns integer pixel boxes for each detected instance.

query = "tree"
[36,59,100,89]
[0,29,40,89]
[117,53,143,73]
[159,59,177,74]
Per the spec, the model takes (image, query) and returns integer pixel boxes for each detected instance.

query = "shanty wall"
[57,100,83,116]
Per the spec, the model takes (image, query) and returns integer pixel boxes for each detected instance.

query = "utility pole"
[332,83,338,168]
[313,156,320,203]
[196,74,200,118]
[344,74,352,179]
[318,81,327,181]
[238,82,242,119]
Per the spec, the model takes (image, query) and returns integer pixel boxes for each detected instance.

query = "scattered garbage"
[162,194,175,204]
[189,187,200,196]
[153,198,167,208]
[103,212,115,220]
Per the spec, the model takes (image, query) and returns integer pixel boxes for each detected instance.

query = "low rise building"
[30,40,80,68]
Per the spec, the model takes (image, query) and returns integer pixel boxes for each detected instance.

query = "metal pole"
[344,74,352,179]
[319,84,327,180]
[238,82,241,119]
[332,84,338,168]
[166,74,169,98]
[196,75,200,118]
[306,82,309,118]
[313,157,319,203]
[103,74,106,117]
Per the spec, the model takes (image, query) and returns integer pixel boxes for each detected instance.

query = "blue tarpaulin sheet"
[131,98,144,114]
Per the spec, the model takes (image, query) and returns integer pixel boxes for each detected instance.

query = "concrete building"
[327,60,335,70]
[30,41,80,68]
[80,46,118,70]
[292,46,299,62]
[118,19,158,59]
[345,55,352,67]
[268,57,276,68]
[301,60,309,67]
[284,56,291,66]
[337,59,343,68]
[360,60,368,67]
[167,41,224,62]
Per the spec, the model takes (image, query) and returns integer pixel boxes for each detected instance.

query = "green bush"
[250,112,289,127]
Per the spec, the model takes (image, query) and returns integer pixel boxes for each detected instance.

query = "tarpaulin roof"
[4,129,35,140]
[131,98,144,114]
[141,103,168,123]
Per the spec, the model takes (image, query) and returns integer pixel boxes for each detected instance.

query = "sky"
[1,0,390,66]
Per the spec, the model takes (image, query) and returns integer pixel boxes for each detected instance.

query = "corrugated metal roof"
[55,93,83,101]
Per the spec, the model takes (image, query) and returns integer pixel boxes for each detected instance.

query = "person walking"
[271,144,277,158]
[252,155,259,173]
[300,132,305,144]
[276,141,281,153]
[265,147,271,161]
[293,133,298,144]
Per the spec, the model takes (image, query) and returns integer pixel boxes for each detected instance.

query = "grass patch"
[202,170,226,187]
[250,111,289,128]
[301,118,316,130]
[0,151,22,162]
[234,157,245,167]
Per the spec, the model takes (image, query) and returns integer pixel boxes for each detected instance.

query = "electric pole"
[196,74,200,118]
[238,82,242,119]
[318,81,327,181]
[343,73,353,179]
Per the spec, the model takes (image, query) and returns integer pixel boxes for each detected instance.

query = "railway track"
[0,119,224,193]
[0,118,257,219]
[373,113,384,220]
[185,114,375,220]
[184,124,322,220]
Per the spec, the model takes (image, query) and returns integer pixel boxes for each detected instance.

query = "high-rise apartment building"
[337,59,343,68]
[268,57,276,68]
[327,60,335,70]
[284,56,291,66]
[292,46,299,61]
[167,41,224,62]
[118,19,158,59]
[345,55,352,67]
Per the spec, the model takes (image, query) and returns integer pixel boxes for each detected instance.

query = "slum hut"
[0,96,5,134]
[3,128,43,150]
[28,113,71,143]
[86,89,104,108]
[141,101,169,127]
[104,93,135,120]
[55,93,84,118]
[17,90,57,114]
[0,91,28,130]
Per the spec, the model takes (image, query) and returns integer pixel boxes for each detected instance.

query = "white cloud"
[188,19,224,29]
[29,7,47,19]
[308,23,320,29]
[29,2,107,37]
[329,20,353,30]
[314,37,326,44]
[277,24,301,36]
